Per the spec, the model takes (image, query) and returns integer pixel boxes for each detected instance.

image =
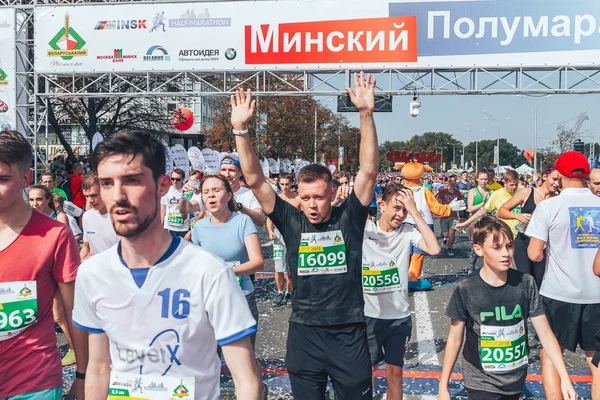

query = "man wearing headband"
[219,156,264,226]
[526,151,600,399]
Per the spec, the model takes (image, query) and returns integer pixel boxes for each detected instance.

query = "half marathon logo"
[169,9,231,28]
[178,48,220,62]
[144,45,171,62]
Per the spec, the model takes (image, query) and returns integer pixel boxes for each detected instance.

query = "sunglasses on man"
[171,177,182,182]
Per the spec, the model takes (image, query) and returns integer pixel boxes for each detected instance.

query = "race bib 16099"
[297,230,347,276]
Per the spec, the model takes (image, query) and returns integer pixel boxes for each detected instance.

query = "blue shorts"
[410,224,434,255]
[3,388,62,400]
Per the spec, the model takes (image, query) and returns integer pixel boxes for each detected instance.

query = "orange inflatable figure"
[387,150,466,289]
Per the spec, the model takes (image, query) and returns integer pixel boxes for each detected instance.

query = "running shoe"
[273,292,284,305]
[263,382,269,400]
[408,278,433,291]
[61,348,76,366]
[442,237,448,245]
[285,292,292,305]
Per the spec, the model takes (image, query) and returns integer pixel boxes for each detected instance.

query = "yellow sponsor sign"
[299,246,323,253]
[47,49,88,57]
[362,270,381,276]
[481,340,511,347]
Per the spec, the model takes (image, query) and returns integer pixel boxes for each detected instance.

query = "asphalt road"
[59,218,593,399]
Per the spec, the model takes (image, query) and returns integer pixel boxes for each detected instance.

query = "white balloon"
[171,144,189,180]
[188,146,206,172]
[202,148,221,173]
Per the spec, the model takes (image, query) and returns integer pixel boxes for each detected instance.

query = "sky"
[335,93,600,152]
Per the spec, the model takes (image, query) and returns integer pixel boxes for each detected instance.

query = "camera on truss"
[409,94,421,118]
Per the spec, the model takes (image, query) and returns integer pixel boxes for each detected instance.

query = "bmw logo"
[225,48,237,60]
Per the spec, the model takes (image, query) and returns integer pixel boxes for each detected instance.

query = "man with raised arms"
[231,72,379,399]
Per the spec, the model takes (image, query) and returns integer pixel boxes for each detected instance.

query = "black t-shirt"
[446,269,544,395]
[268,191,369,325]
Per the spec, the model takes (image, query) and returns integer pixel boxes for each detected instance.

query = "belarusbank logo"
[0,68,8,86]
[47,13,88,60]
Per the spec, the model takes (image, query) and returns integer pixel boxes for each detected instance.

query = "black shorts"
[366,316,412,367]
[513,233,545,289]
[466,388,521,400]
[542,296,600,352]
[286,322,372,400]
[594,329,600,367]
[368,207,377,218]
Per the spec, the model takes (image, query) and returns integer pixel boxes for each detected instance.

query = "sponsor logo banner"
[33,0,600,73]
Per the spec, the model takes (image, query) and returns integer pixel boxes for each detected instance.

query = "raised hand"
[397,188,418,214]
[345,72,376,112]
[332,184,353,206]
[230,88,256,130]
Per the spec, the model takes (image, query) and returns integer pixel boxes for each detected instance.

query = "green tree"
[462,139,523,170]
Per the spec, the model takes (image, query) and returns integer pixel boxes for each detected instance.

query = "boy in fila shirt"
[439,217,576,400]
[73,131,262,400]
[362,183,441,399]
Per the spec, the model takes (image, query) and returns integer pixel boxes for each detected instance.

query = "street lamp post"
[517,94,551,174]
[482,110,509,175]
[313,106,317,163]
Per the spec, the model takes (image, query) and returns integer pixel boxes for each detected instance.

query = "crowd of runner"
[1,72,599,400]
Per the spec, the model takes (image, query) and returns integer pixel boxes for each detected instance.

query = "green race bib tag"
[273,245,284,261]
[226,261,243,289]
[297,230,347,275]
[480,320,528,372]
[0,281,38,341]
[167,214,184,226]
[362,260,401,293]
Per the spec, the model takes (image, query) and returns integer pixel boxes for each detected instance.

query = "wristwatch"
[232,128,249,136]
[75,371,86,380]
[237,202,244,211]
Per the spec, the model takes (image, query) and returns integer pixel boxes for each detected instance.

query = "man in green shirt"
[40,172,68,199]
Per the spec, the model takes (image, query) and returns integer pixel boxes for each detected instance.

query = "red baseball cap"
[554,150,590,178]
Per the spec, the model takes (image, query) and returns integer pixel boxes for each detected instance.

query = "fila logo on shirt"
[480,305,523,323]
[116,329,182,375]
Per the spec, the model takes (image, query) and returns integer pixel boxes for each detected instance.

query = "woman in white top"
[53,194,83,241]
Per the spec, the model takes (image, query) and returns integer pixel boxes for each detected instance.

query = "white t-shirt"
[161,187,190,232]
[82,209,118,254]
[403,187,434,225]
[362,220,423,319]
[63,200,83,218]
[66,213,82,237]
[72,237,257,400]
[190,192,206,211]
[234,186,261,210]
[525,188,600,304]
